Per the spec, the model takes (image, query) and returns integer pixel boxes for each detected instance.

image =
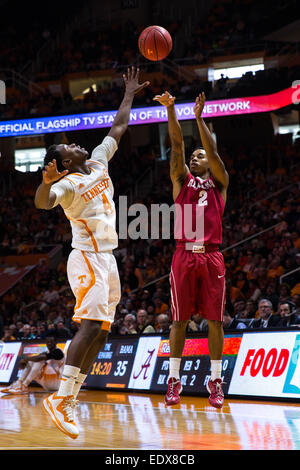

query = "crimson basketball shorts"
[170,246,226,322]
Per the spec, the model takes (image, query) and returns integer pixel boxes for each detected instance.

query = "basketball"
[138,25,172,61]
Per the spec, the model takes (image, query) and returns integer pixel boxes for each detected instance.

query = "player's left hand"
[123,66,150,95]
[194,92,206,119]
[153,91,175,107]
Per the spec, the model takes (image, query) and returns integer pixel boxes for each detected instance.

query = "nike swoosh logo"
[218,274,225,278]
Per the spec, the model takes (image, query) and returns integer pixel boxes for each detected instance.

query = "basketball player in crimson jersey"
[153,91,229,408]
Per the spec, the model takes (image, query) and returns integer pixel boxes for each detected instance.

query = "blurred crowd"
[1,0,299,121]
[2,63,299,121]
[0,134,299,342]
[1,0,293,79]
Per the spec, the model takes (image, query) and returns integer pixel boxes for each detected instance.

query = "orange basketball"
[138,26,172,61]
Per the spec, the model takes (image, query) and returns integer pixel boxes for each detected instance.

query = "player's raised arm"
[194,92,229,192]
[153,91,189,200]
[108,66,150,145]
[34,159,68,210]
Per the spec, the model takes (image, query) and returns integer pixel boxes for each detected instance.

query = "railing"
[0,69,44,96]
[280,267,300,285]
[248,181,300,210]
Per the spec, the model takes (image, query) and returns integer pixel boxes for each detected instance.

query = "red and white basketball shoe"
[164,377,182,406]
[207,378,224,408]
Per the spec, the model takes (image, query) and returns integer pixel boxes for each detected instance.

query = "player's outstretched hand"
[42,159,68,185]
[123,66,150,95]
[153,91,175,107]
[194,92,205,119]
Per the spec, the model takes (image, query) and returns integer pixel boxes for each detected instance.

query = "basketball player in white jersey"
[34,67,149,439]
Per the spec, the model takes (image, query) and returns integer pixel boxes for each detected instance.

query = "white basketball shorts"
[67,249,121,330]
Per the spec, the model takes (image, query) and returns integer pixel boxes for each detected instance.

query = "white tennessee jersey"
[51,136,118,253]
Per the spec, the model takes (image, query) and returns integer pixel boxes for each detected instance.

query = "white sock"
[72,373,87,399]
[57,365,80,397]
[210,360,222,381]
[169,358,181,380]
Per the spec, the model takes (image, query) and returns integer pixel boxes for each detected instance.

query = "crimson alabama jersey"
[174,172,225,245]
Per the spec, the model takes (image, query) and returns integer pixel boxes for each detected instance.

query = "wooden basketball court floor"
[1,387,300,451]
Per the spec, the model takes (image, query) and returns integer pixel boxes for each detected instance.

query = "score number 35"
[114,360,128,377]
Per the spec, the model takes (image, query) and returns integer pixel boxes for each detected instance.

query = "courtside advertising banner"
[0,342,22,383]
[229,332,300,399]
[128,336,162,390]
[0,86,299,138]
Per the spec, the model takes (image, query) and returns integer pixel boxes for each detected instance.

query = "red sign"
[240,348,289,378]
[158,336,242,357]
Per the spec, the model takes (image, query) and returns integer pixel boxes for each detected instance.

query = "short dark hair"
[43,145,64,172]
[46,336,57,343]
[279,301,294,311]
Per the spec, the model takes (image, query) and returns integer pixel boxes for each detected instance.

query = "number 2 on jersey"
[198,190,208,207]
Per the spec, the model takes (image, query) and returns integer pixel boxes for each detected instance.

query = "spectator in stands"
[226,278,245,306]
[55,321,72,339]
[156,314,171,335]
[278,283,292,304]
[42,281,60,304]
[45,323,57,337]
[36,323,47,339]
[146,311,156,330]
[247,279,262,302]
[190,313,208,333]
[250,299,278,329]
[232,300,246,320]
[1,326,17,342]
[242,300,257,319]
[8,324,19,340]
[30,325,38,339]
[123,313,137,335]
[68,321,80,338]
[20,324,35,340]
[269,301,300,328]
[153,297,169,316]
[136,309,156,334]
[15,321,25,337]
[223,311,247,330]
[264,282,279,311]
[267,257,285,280]
[186,318,200,333]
